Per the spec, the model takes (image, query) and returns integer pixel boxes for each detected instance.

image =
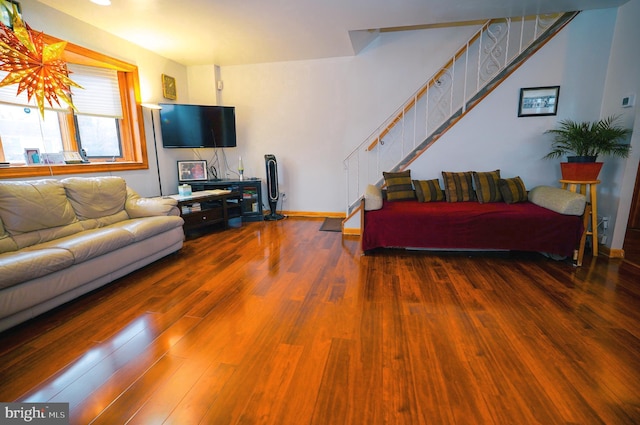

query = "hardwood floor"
[1,217,639,424]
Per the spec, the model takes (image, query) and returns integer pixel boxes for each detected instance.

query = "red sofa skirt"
[362,199,583,258]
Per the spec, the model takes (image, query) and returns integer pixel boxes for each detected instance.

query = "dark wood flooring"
[1,217,639,424]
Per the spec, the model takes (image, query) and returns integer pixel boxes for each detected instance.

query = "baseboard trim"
[277,211,361,235]
[598,244,625,259]
[280,211,345,218]
[343,227,361,236]
[607,247,625,259]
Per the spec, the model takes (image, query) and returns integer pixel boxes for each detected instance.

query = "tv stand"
[169,190,241,236]
[185,178,264,222]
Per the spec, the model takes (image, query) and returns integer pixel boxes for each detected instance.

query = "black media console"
[183,178,264,222]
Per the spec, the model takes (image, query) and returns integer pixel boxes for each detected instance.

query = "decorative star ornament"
[0,2,81,117]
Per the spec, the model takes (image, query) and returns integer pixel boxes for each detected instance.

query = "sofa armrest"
[528,185,586,216]
[125,188,179,218]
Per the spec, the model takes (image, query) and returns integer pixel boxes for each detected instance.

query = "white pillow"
[528,186,586,216]
[364,184,383,211]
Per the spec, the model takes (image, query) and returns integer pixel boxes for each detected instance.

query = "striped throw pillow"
[498,176,527,204]
[383,170,416,201]
[413,179,444,202]
[472,170,502,203]
[442,171,476,202]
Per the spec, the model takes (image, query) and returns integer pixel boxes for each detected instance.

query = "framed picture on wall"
[162,74,177,100]
[177,160,208,181]
[518,86,560,117]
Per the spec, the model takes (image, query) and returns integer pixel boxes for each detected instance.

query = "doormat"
[320,217,343,232]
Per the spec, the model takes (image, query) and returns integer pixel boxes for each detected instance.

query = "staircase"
[343,12,578,216]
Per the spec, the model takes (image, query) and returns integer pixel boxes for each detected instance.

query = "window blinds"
[67,63,123,118]
[0,63,123,118]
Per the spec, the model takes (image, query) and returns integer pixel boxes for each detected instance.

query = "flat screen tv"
[159,103,237,148]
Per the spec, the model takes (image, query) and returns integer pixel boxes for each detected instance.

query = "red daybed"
[362,198,587,262]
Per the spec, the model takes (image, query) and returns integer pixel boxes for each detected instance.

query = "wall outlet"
[280,192,287,200]
[601,216,609,230]
[600,235,608,245]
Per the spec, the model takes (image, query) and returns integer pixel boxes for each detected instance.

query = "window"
[0,106,63,163]
[68,63,124,159]
[75,115,122,158]
[0,33,148,177]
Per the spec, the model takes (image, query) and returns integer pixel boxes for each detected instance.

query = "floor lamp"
[142,104,163,196]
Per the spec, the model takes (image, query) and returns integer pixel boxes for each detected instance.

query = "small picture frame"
[162,74,177,100]
[40,152,65,165]
[62,151,84,164]
[24,148,40,164]
[518,86,560,117]
[178,160,208,182]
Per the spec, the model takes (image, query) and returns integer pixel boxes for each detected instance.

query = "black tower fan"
[264,154,284,221]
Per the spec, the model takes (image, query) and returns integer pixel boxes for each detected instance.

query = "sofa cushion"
[0,248,75,289]
[0,180,78,235]
[0,218,18,254]
[11,221,88,250]
[0,235,18,254]
[528,186,586,216]
[442,171,476,202]
[364,184,383,211]
[62,176,127,220]
[473,170,502,203]
[383,170,416,201]
[498,176,528,204]
[26,227,135,264]
[113,216,185,242]
[412,179,444,202]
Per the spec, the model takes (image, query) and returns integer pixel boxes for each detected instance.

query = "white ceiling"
[36,0,628,66]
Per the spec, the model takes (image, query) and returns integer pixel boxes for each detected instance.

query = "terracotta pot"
[560,162,603,180]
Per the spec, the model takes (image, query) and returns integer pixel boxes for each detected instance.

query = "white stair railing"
[344,13,577,214]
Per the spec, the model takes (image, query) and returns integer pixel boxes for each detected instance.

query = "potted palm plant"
[544,115,632,180]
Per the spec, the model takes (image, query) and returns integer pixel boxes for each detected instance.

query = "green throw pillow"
[473,170,502,203]
[383,170,416,201]
[498,176,527,204]
[412,179,444,202]
[442,171,476,202]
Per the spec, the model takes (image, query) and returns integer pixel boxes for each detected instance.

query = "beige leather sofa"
[0,176,184,332]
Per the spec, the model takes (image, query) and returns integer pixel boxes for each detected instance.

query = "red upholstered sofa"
[361,185,590,265]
